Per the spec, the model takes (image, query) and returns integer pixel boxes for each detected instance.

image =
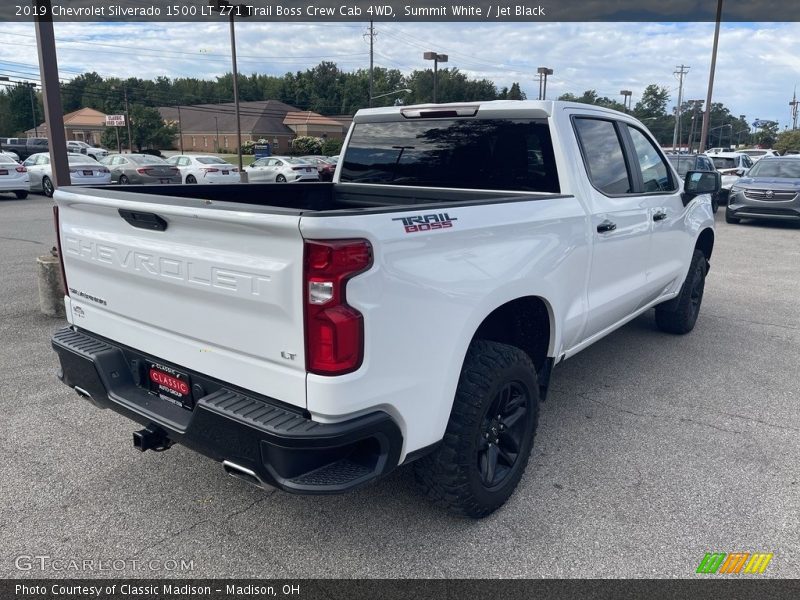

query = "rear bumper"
[52,326,403,494]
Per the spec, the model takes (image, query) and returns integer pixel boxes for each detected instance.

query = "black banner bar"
[3,579,800,600]
[3,0,800,22]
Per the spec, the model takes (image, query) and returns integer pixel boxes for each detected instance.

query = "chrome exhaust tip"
[222,460,275,491]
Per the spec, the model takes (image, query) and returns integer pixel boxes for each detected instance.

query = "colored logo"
[696,552,773,574]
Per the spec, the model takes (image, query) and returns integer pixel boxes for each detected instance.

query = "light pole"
[25,83,39,137]
[537,67,554,100]
[423,52,448,103]
[699,0,723,152]
[620,90,632,112]
[210,0,248,182]
[370,88,412,105]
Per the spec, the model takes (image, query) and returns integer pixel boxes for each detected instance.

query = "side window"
[742,155,753,168]
[41,156,50,166]
[573,118,632,195]
[626,126,676,192]
[178,157,190,167]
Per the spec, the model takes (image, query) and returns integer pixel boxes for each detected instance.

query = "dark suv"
[667,153,720,212]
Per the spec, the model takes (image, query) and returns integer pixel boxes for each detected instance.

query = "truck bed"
[67,182,563,216]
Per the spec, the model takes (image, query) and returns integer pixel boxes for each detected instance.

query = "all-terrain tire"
[414,340,540,518]
[655,249,707,335]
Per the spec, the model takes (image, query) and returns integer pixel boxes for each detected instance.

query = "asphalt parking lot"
[2,193,799,579]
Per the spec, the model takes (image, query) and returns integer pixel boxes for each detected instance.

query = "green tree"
[775,129,800,154]
[507,82,526,100]
[102,106,176,151]
[754,121,780,148]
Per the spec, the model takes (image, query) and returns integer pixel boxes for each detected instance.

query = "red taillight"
[201,167,220,173]
[292,166,304,171]
[15,166,26,173]
[52,206,69,298]
[136,168,151,174]
[303,239,372,375]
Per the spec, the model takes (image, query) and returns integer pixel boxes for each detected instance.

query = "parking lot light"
[423,52,448,103]
[209,0,249,183]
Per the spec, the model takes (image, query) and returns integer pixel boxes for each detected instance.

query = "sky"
[0,20,798,128]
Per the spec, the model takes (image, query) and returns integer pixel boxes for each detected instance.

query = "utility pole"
[177,105,184,154]
[365,20,376,107]
[123,84,132,153]
[790,87,798,130]
[672,64,690,151]
[33,0,69,188]
[27,83,39,137]
[699,0,723,153]
[537,67,553,100]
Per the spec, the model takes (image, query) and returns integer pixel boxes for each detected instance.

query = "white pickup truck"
[51,101,720,517]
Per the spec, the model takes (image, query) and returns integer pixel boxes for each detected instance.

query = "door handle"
[596,220,617,233]
[653,211,668,222]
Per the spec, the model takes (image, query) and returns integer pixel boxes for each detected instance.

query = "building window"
[204,136,208,148]
[224,136,228,149]
[191,136,195,148]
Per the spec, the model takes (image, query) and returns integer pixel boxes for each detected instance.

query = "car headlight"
[730,185,744,194]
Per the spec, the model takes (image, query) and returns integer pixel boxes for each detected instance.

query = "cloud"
[0,20,797,127]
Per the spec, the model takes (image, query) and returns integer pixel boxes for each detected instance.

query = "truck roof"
[352,100,628,123]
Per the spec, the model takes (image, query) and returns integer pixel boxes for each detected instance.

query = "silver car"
[244,156,319,183]
[726,157,800,224]
[101,154,181,185]
[23,152,111,197]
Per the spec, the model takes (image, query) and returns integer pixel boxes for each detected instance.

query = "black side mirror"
[682,170,721,206]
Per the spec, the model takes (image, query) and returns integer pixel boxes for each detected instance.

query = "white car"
[1,150,20,162]
[66,141,109,161]
[245,156,319,183]
[0,154,30,199]
[23,152,111,197]
[739,148,780,163]
[166,154,240,184]
[707,151,754,197]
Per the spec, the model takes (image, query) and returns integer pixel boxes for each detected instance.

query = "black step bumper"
[51,327,403,494]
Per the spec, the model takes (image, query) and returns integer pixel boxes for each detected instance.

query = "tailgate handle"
[118,209,168,232]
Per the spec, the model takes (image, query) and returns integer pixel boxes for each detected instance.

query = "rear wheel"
[41,176,54,198]
[14,190,28,199]
[655,249,706,335]
[414,340,540,518]
[186,175,197,184]
[276,174,287,183]
[119,175,129,185]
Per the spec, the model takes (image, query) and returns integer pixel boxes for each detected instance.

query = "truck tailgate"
[55,189,307,408]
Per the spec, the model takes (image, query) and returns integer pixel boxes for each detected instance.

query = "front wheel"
[185,175,197,184]
[118,175,129,185]
[655,249,707,335]
[414,340,540,518]
[41,176,54,198]
[14,190,28,199]
[276,174,287,183]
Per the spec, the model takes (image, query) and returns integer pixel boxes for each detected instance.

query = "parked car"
[23,152,111,197]
[739,148,780,163]
[66,140,109,161]
[1,150,20,162]
[51,100,718,517]
[667,153,720,212]
[165,154,240,184]
[300,155,337,181]
[0,137,48,161]
[726,157,800,224]
[0,154,30,199]
[244,156,319,183]
[100,154,181,185]
[708,151,754,202]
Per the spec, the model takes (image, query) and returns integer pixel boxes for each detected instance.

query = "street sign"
[105,115,126,127]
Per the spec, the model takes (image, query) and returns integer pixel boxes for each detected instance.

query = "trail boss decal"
[392,213,458,233]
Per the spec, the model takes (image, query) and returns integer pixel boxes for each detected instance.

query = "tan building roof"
[283,111,344,127]
[63,107,108,126]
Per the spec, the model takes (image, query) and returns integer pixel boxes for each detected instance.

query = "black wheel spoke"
[496,445,517,467]
[502,406,525,430]
[499,429,521,453]
[482,444,499,484]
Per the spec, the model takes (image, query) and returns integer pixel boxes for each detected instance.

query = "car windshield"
[747,160,800,178]
[129,155,167,164]
[711,157,737,169]
[667,157,693,177]
[197,157,228,164]
[67,155,101,166]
